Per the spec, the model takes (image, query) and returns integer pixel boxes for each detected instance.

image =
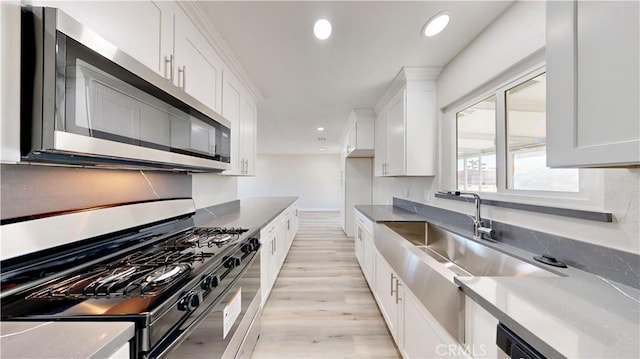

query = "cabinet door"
[174,9,223,113]
[374,113,387,176]
[355,226,364,267]
[240,97,257,175]
[385,89,405,176]
[547,1,640,167]
[401,287,468,359]
[465,296,504,358]
[362,230,375,289]
[374,251,400,341]
[268,233,280,289]
[260,237,272,306]
[292,202,299,234]
[222,73,243,174]
[27,0,168,76]
[347,123,357,154]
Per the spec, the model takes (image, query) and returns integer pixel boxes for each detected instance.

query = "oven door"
[151,250,261,359]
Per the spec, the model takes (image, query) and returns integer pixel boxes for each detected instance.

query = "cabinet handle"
[395,280,401,304]
[164,55,174,83]
[244,159,248,174]
[390,273,395,296]
[287,219,290,230]
[178,65,186,90]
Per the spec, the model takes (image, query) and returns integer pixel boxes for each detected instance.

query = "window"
[505,74,579,192]
[455,69,579,195]
[456,96,497,192]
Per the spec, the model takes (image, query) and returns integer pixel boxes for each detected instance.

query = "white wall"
[192,174,238,209]
[373,1,640,254]
[238,154,341,210]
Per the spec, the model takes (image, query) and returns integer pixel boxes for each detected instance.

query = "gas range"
[0,200,261,358]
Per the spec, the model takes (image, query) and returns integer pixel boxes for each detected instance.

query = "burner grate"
[26,251,212,300]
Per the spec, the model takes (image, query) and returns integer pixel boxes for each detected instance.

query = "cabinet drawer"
[355,210,374,235]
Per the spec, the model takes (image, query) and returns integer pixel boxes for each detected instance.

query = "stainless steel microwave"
[20,7,231,172]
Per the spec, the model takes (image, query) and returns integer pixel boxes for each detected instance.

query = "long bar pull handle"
[390,273,395,296]
[178,66,186,90]
[395,279,401,304]
[164,55,174,83]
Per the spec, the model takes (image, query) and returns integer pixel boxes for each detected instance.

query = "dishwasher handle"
[496,323,546,359]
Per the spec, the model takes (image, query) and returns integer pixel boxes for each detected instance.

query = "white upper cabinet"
[374,111,388,177]
[222,71,257,176]
[374,68,440,177]
[173,6,224,114]
[25,1,169,76]
[547,1,640,167]
[343,109,375,158]
[239,97,258,175]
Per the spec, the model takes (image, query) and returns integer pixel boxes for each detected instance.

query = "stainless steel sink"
[385,221,557,277]
[377,221,558,343]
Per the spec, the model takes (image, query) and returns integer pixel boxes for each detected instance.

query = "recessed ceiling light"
[317,127,325,131]
[319,148,325,152]
[314,19,332,40]
[422,12,450,37]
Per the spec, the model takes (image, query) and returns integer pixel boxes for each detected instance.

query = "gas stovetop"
[24,227,248,300]
[2,226,252,315]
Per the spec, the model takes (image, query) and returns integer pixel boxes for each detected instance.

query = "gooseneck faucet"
[437,190,495,241]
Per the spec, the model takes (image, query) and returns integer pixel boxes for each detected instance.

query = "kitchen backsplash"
[0,164,191,222]
[394,197,640,289]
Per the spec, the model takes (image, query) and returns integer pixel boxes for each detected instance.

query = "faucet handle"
[477,222,495,241]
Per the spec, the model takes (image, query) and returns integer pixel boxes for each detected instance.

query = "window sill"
[434,192,612,223]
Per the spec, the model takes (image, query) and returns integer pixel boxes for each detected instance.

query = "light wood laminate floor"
[252,211,400,359]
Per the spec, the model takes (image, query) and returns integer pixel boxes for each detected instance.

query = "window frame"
[444,63,605,210]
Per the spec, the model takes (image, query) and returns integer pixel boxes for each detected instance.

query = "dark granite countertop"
[356,204,640,359]
[194,197,298,236]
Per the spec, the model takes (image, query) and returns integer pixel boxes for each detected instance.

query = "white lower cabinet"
[355,224,375,289]
[372,249,469,359]
[374,251,401,342]
[464,296,506,359]
[260,201,298,306]
[401,287,467,359]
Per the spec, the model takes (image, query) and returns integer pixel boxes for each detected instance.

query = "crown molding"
[374,67,442,113]
[177,1,264,102]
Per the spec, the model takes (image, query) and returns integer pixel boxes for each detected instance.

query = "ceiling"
[200,1,514,155]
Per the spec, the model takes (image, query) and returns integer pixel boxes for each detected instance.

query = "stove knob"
[250,238,261,251]
[177,291,203,311]
[241,243,251,254]
[223,256,241,269]
[201,274,219,290]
